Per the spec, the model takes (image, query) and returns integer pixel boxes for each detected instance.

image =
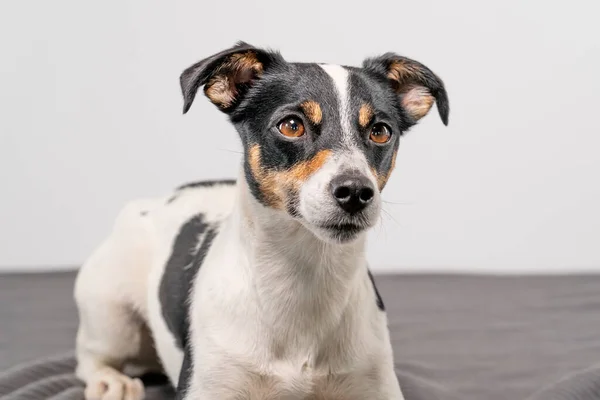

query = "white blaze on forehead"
[318,64,374,183]
[319,64,353,146]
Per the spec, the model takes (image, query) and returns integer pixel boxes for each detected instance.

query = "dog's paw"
[84,368,144,400]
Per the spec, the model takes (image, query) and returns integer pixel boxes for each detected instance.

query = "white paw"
[84,369,145,400]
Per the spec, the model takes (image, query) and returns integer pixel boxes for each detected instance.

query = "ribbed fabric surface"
[0,352,458,400]
[3,272,600,399]
[4,352,600,400]
[527,364,600,400]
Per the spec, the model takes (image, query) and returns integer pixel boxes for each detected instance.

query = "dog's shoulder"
[158,212,220,349]
[156,179,237,350]
[166,179,237,205]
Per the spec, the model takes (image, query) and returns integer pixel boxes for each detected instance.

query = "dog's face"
[181,42,449,243]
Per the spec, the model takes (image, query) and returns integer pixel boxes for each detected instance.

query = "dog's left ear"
[363,53,449,125]
[180,41,283,113]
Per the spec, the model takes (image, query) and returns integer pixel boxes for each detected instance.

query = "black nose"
[330,174,375,214]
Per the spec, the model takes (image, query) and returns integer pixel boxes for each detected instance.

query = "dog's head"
[181,42,449,243]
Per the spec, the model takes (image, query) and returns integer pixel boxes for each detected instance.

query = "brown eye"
[277,117,305,138]
[369,123,392,144]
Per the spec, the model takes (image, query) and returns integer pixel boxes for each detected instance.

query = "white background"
[1,0,599,273]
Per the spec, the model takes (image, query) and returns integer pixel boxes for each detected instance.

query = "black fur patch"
[174,347,193,399]
[167,179,237,204]
[368,270,385,311]
[176,179,237,191]
[159,214,219,349]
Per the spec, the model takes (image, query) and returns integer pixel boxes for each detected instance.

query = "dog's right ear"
[180,41,282,114]
[363,53,449,126]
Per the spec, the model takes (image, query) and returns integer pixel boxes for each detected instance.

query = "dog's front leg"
[174,352,234,400]
[175,355,271,400]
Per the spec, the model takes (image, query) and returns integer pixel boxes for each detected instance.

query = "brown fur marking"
[358,104,374,128]
[300,100,323,125]
[204,52,264,109]
[371,150,398,191]
[205,76,235,108]
[387,61,435,121]
[387,60,423,86]
[249,145,332,209]
[248,145,282,209]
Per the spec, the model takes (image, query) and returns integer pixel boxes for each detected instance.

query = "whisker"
[217,148,243,155]
[376,213,388,239]
[381,207,401,228]
[382,199,414,206]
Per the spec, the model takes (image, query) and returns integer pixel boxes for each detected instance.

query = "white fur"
[319,64,353,146]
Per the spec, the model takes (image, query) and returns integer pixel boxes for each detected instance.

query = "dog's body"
[75,179,398,399]
[75,42,449,400]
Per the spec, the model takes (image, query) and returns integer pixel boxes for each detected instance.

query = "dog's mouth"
[318,221,368,241]
[321,222,363,232]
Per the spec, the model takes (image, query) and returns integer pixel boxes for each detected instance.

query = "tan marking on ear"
[358,103,374,128]
[372,150,398,191]
[248,145,332,209]
[205,75,235,108]
[231,52,264,74]
[402,85,435,121]
[204,51,264,109]
[387,61,435,121]
[387,60,423,86]
[300,100,323,125]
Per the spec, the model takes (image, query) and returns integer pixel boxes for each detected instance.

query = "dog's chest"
[200,330,382,399]
[191,305,384,399]
[208,359,380,400]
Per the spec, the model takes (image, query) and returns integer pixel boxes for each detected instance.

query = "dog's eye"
[369,123,392,144]
[277,117,305,138]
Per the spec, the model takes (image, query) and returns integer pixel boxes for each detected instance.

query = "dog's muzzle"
[329,173,375,215]
[311,172,378,242]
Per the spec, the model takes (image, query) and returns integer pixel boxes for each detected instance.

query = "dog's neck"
[228,169,369,341]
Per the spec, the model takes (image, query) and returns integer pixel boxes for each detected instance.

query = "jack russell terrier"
[74,41,449,400]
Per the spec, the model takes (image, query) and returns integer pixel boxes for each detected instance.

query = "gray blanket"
[2,272,600,399]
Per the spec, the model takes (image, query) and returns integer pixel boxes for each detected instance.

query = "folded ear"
[363,53,449,125]
[180,41,283,113]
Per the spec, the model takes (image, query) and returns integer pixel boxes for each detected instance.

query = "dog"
[74,41,449,400]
